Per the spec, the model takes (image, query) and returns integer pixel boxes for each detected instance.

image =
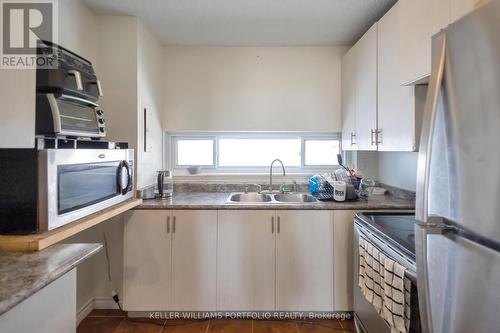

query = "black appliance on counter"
[353,212,421,333]
[36,41,106,139]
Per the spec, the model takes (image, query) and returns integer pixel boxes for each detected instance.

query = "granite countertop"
[138,192,415,210]
[0,243,102,316]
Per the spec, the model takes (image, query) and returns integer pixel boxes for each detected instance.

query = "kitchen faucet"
[268,159,286,193]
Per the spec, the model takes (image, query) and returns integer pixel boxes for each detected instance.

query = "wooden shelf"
[0,198,142,252]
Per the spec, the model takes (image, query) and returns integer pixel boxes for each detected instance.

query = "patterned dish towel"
[358,234,411,333]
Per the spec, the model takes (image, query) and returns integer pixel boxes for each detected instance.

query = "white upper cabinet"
[341,47,357,151]
[378,2,420,151]
[399,0,449,85]
[354,23,378,151]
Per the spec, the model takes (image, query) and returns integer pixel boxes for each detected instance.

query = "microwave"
[0,148,134,234]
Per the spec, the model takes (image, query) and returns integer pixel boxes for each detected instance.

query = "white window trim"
[165,131,342,176]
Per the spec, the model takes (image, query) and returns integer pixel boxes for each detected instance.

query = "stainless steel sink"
[273,194,319,203]
[227,193,273,203]
[226,192,319,204]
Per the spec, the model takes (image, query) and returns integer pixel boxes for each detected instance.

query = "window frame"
[166,131,342,174]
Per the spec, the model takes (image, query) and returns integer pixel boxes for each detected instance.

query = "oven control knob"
[96,110,104,116]
[99,127,105,133]
[98,118,105,124]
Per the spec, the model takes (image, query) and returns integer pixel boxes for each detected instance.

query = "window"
[168,132,341,173]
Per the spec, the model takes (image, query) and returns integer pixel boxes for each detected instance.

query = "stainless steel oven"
[0,148,133,234]
[353,213,421,333]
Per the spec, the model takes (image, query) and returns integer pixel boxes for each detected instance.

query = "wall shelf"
[0,198,142,252]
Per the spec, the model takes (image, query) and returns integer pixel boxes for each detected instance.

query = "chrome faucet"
[269,159,286,192]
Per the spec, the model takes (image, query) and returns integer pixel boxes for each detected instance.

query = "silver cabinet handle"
[271,216,275,234]
[172,216,176,233]
[167,216,170,234]
[67,70,83,91]
[376,129,383,145]
[370,129,376,146]
[277,216,281,234]
[350,132,356,146]
[416,34,447,223]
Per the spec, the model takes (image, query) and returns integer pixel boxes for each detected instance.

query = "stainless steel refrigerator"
[416,1,500,332]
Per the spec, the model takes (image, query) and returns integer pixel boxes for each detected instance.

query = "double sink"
[227,192,319,204]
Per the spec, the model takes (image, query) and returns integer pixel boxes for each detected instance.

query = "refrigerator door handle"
[416,33,447,223]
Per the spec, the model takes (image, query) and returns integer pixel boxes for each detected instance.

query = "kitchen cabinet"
[399,0,449,85]
[123,210,172,311]
[123,210,217,311]
[341,47,357,151]
[171,210,217,311]
[217,210,276,310]
[276,211,334,311]
[377,2,424,151]
[354,23,378,151]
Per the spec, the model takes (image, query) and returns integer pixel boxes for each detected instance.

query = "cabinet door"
[355,23,378,151]
[217,210,276,311]
[341,47,357,151]
[171,210,217,311]
[123,210,171,311]
[378,2,417,151]
[276,211,334,311]
[399,0,449,85]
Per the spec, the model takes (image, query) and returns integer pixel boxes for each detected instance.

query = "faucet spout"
[269,159,286,192]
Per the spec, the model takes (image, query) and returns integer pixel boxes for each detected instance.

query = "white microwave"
[0,148,134,234]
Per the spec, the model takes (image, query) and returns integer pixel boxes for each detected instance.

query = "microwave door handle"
[117,161,131,195]
[67,70,84,91]
[416,33,447,223]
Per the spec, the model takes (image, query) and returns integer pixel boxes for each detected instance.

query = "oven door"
[354,220,420,333]
[38,149,134,231]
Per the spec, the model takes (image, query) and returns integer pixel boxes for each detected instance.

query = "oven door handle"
[117,161,132,195]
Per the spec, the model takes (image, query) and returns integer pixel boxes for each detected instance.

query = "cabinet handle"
[172,216,176,233]
[167,216,170,233]
[371,129,377,146]
[350,132,356,146]
[376,129,383,145]
[277,216,281,234]
[271,216,275,234]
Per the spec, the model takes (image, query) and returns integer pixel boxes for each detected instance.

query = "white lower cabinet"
[276,211,334,311]
[123,209,217,311]
[217,210,276,310]
[124,209,338,312]
[123,210,171,311]
[171,210,217,311]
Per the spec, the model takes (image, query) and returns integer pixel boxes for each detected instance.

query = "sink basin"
[227,193,273,203]
[273,194,319,203]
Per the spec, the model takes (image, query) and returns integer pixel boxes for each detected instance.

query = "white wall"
[350,151,418,191]
[137,22,164,188]
[162,46,347,131]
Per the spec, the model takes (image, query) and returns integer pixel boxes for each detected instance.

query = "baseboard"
[76,298,94,326]
[76,297,120,325]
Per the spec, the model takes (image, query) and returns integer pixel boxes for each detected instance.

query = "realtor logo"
[1,0,58,69]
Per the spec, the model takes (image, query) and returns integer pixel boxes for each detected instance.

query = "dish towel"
[358,234,411,333]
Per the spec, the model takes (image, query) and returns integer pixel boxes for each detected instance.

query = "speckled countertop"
[138,192,415,210]
[0,243,102,316]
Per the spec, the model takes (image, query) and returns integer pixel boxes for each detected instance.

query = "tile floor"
[77,310,356,333]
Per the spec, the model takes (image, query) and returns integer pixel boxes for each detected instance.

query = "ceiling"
[82,0,396,46]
